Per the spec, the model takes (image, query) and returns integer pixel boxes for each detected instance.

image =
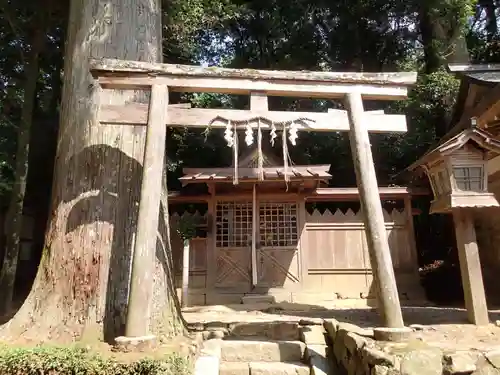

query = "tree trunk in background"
[1,0,184,342]
[418,1,470,138]
[0,29,45,317]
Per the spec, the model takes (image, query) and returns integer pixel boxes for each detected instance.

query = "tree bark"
[0,29,45,316]
[1,0,184,343]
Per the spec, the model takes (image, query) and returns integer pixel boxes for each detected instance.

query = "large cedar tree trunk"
[1,0,184,342]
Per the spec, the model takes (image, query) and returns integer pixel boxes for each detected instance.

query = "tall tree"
[1,0,183,342]
[0,11,47,316]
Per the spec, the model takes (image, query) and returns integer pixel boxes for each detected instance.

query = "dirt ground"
[183,301,500,351]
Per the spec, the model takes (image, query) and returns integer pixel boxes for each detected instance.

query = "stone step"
[228,321,300,341]
[241,295,276,304]
[219,361,310,375]
[220,340,306,362]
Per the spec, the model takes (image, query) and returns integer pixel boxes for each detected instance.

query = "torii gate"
[89,58,417,339]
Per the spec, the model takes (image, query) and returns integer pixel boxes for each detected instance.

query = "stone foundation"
[324,318,500,375]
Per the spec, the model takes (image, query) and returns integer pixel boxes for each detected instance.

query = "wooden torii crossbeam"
[89,58,417,338]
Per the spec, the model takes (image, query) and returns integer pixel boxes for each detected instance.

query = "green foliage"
[0,344,191,375]
[176,215,198,241]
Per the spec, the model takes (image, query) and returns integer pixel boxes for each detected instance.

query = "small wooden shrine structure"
[168,145,424,307]
[409,126,500,325]
[407,63,500,325]
[90,58,418,337]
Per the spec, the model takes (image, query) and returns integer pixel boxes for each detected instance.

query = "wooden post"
[181,239,190,307]
[404,197,419,271]
[345,92,404,328]
[453,209,489,325]
[251,184,258,286]
[125,84,169,338]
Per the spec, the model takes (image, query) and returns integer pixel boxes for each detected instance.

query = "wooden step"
[220,340,306,362]
[219,361,310,375]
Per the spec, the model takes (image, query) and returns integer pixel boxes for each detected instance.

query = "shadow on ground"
[183,301,500,328]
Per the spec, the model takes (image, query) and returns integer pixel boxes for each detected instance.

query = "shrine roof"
[408,127,500,171]
[180,165,331,184]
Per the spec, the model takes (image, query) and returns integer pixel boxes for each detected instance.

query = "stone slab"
[249,361,310,375]
[300,326,327,345]
[113,335,156,352]
[194,355,219,375]
[229,321,300,340]
[400,349,443,375]
[220,340,305,362]
[443,351,479,374]
[310,354,330,375]
[219,361,250,375]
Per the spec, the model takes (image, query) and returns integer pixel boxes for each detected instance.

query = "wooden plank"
[95,75,409,100]
[250,91,269,110]
[453,209,489,325]
[99,104,409,132]
[345,92,404,328]
[125,84,169,337]
[90,58,417,85]
[307,187,428,200]
[165,187,429,203]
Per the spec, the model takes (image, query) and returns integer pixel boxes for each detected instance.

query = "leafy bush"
[0,344,191,375]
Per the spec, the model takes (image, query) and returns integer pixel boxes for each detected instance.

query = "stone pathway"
[184,302,500,352]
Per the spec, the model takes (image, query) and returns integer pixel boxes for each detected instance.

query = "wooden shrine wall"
[168,207,423,306]
[301,208,420,301]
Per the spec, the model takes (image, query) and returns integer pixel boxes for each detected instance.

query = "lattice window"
[453,166,483,191]
[259,202,298,247]
[216,201,252,248]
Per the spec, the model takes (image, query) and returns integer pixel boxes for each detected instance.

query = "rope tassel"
[233,121,239,185]
[257,118,264,181]
[282,123,290,183]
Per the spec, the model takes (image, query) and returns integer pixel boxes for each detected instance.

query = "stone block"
[310,354,330,375]
[361,346,397,367]
[344,332,367,354]
[300,326,327,345]
[113,335,156,352]
[220,340,305,362]
[299,317,324,326]
[443,351,479,374]
[324,319,339,340]
[373,327,413,342]
[219,362,249,375]
[305,344,328,360]
[338,322,374,338]
[347,355,360,375]
[249,361,310,375]
[400,349,443,375]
